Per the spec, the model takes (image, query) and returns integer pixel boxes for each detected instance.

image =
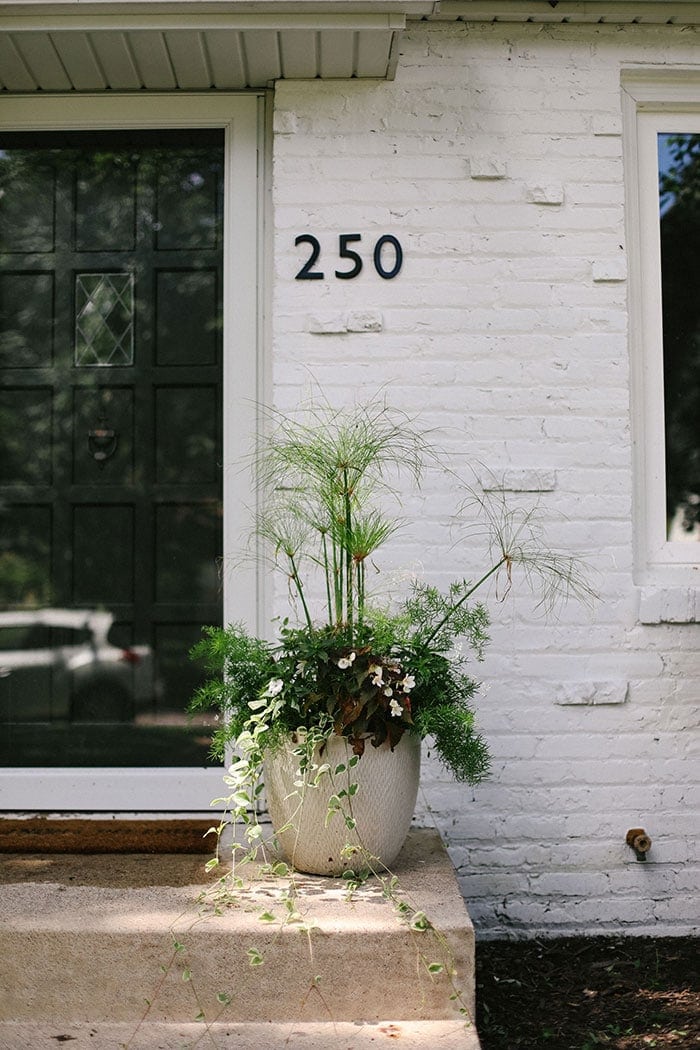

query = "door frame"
[0,92,264,812]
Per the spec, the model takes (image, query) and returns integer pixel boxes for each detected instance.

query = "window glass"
[658,133,700,543]
[0,129,223,766]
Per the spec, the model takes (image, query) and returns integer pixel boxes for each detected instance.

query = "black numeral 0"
[295,234,324,280]
[373,234,403,280]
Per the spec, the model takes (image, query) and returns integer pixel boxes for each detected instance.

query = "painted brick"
[270,19,700,939]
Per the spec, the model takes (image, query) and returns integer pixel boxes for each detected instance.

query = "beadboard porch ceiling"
[0,0,699,93]
[0,0,435,92]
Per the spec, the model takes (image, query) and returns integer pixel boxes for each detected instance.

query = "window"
[623,73,700,589]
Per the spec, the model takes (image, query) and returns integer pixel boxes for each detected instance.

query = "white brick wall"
[270,21,700,938]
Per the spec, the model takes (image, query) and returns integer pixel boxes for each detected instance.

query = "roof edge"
[429,0,700,24]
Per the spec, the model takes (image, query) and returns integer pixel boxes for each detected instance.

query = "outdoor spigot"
[626,828,652,861]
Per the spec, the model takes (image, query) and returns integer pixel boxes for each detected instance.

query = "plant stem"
[332,536,342,626]
[343,469,353,635]
[356,558,364,628]
[288,553,313,630]
[321,532,333,625]
[422,556,507,646]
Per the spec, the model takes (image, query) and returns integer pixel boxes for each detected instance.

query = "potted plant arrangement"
[189,399,592,878]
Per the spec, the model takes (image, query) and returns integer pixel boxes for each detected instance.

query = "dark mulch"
[475,936,699,1050]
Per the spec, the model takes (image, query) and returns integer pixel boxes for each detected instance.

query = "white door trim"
[0,92,263,812]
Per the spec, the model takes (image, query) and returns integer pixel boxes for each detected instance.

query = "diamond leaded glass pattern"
[75,272,134,366]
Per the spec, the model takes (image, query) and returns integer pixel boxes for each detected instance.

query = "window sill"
[637,587,700,624]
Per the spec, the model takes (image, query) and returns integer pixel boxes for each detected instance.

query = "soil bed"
[476,936,699,1050]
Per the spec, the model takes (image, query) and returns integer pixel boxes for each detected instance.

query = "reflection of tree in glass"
[1,132,224,731]
[0,149,56,252]
[1,137,223,253]
[659,133,700,535]
[0,552,51,607]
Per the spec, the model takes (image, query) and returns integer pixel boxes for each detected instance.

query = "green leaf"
[258,911,277,923]
[427,963,444,974]
[217,992,232,1005]
[410,911,431,931]
[231,791,252,807]
[182,968,192,982]
[247,948,264,966]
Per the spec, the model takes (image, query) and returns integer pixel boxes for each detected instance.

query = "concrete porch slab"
[0,1019,482,1049]
[0,828,478,1043]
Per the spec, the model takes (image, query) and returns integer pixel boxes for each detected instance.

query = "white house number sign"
[295,234,403,281]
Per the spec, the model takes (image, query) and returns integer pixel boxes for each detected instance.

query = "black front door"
[0,129,224,769]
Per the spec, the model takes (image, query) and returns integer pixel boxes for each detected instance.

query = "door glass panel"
[156,270,219,366]
[0,388,53,485]
[0,506,52,608]
[0,272,54,367]
[154,504,221,604]
[0,129,223,768]
[156,149,221,250]
[75,273,135,366]
[155,386,218,483]
[0,152,55,253]
[75,150,137,252]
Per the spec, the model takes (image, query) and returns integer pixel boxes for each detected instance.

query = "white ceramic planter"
[264,732,421,876]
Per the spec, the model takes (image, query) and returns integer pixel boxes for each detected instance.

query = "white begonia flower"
[383,686,393,697]
[389,698,403,718]
[401,674,416,692]
[369,663,384,686]
[265,678,284,697]
[337,651,356,670]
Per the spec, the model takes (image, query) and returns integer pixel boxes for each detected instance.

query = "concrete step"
[0,828,478,1044]
[0,1019,482,1049]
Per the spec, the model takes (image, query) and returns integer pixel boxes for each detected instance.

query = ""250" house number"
[295,234,403,281]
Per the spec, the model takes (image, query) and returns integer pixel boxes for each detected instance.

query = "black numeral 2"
[294,234,323,280]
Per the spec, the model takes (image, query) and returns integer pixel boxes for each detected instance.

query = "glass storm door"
[0,126,230,806]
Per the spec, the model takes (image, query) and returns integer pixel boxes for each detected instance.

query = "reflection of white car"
[0,608,157,723]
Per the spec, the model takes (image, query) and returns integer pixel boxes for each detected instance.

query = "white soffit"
[0,1,435,91]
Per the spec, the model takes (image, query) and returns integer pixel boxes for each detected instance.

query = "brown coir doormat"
[0,818,215,853]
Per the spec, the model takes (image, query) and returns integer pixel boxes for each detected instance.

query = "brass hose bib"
[626,828,652,861]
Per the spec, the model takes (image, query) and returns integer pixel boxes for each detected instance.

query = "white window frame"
[0,92,264,811]
[623,71,700,591]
